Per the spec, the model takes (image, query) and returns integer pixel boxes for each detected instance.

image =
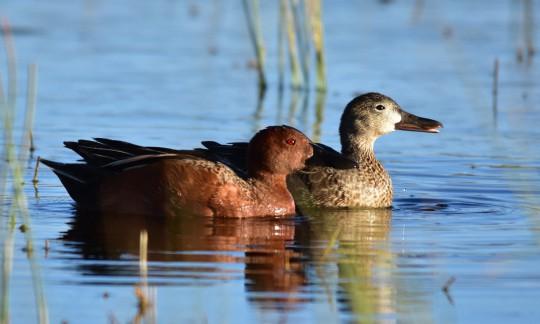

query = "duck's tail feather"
[62,138,181,167]
[40,158,101,204]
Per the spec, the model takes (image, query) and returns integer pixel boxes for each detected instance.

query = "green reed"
[0,19,48,324]
[244,0,327,92]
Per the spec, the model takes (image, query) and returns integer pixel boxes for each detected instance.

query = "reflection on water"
[255,85,325,137]
[298,208,393,322]
[60,207,402,320]
[311,90,327,143]
[62,209,306,309]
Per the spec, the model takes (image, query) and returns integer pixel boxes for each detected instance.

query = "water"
[1,0,539,323]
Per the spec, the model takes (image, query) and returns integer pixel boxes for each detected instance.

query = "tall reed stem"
[291,0,310,88]
[306,0,327,91]
[277,0,286,90]
[0,18,48,324]
[285,0,303,89]
[242,0,267,91]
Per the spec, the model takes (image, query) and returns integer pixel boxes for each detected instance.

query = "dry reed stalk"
[139,230,148,277]
[242,0,267,91]
[305,0,326,91]
[0,19,16,324]
[291,0,310,88]
[492,58,499,126]
[33,156,41,186]
[284,0,303,89]
[523,0,535,63]
[0,18,48,324]
[19,64,37,162]
[278,0,286,89]
[134,230,156,324]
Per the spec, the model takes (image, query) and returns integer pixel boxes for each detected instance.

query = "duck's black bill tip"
[396,111,443,133]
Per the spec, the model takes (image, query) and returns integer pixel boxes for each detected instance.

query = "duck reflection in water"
[62,207,395,318]
[295,207,394,318]
[63,209,307,310]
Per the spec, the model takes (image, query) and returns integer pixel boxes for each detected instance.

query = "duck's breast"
[288,166,393,208]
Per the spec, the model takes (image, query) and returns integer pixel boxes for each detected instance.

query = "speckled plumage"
[203,93,442,209]
[288,92,441,208]
[289,149,393,208]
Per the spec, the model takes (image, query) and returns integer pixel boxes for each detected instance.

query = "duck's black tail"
[40,159,101,204]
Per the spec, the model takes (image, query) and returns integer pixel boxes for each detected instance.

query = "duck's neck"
[341,134,378,164]
[251,171,295,213]
[251,172,289,189]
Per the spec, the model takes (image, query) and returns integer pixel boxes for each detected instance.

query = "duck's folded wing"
[201,140,357,172]
[41,152,213,205]
[63,138,181,166]
[57,137,242,175]
[309,143,357,169]
[200,141,249,177]
[101,152,209,172]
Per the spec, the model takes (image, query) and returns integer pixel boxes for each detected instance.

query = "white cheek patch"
[391,110,402,124]
[382,110,402,133]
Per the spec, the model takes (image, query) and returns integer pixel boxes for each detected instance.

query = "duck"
[201,93,443,208]
[42,125,325,217]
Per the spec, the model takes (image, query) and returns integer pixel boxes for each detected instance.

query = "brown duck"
[42,126,325,217]
[202,93,443,208]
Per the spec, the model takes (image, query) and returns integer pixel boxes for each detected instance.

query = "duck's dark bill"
[395,110,443,133]
[307,143,358,169]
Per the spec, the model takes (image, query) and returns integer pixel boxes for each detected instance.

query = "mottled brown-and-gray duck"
[202,93,443,208]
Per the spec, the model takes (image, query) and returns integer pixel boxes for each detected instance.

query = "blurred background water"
[0,0,539,323]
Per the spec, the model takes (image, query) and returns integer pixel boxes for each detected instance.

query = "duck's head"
[339,93,443,145]
[247,125,314,178]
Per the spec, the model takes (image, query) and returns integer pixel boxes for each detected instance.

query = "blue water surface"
[0,0,539,323]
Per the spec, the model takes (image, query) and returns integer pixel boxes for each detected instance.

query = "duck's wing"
[41,138,237,204]
[62,138,182,166]
[48,138,220,176]
[42,151,212,198]
[64,138,250,176]
[309,143,357,169]
[201,140,357,172]
[200,141,249,174]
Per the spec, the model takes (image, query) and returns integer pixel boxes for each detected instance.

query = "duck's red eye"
[286,138,296,145]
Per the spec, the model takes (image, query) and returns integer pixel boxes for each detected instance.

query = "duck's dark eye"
[375,105,386,111]
[285,138,296,145]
